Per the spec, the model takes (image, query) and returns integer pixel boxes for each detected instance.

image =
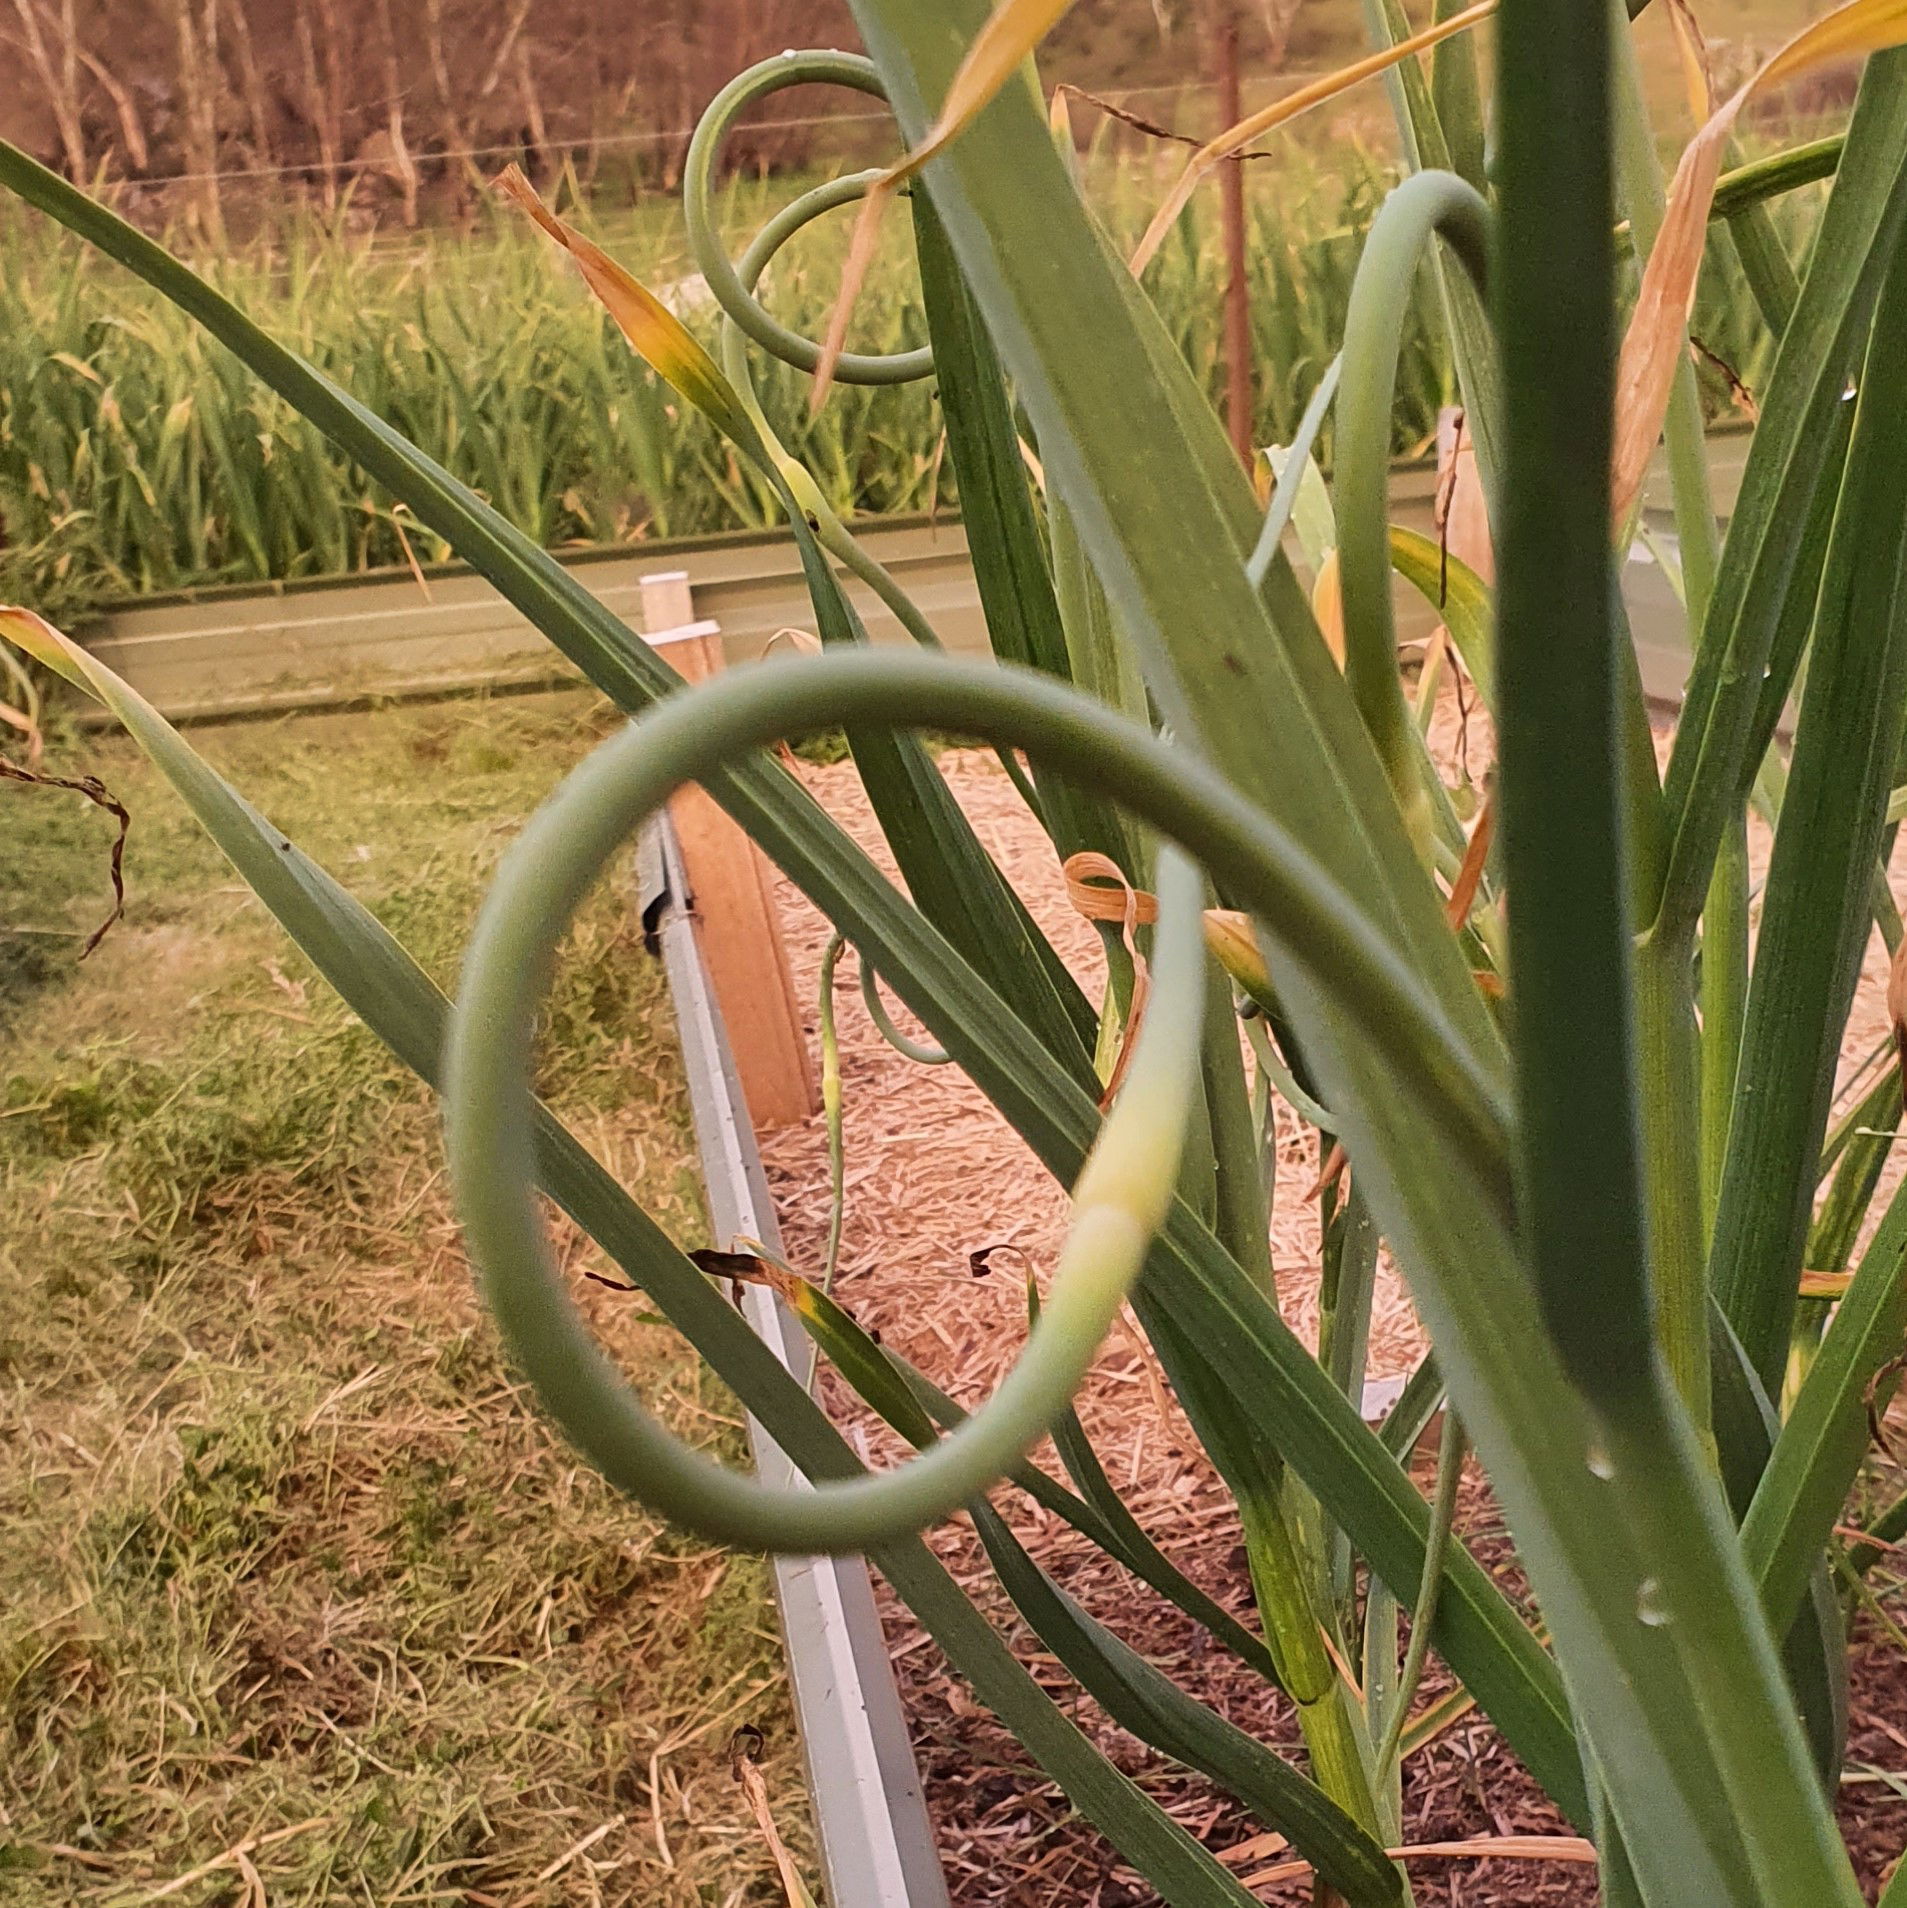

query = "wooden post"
[642,570,818,1129]
[1214,3,1254,470]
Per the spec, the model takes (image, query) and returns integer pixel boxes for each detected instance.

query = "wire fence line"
[34,71,1351,196]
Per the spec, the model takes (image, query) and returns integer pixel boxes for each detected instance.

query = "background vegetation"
[0,140,1818,621]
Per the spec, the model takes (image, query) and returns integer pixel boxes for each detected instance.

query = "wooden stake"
[643,572,817,1130]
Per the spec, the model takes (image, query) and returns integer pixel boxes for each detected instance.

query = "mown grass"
[0,132,1828,624]
[0,690,810,1907]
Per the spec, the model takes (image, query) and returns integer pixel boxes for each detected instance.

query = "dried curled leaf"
[1063,852,1274,1001]
[1062,851,1154,1101]
[1445,792,1496,932]
[730,1728,821,1908]
[1242,1835,1598,1894]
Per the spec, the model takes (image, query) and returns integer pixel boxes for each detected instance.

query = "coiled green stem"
[1336,170,1492,859]
[713,168,954,652]
[816,930,954,1294]
[447,652,1513,1554]
[859,950,953,1065]
[683,52,933,387]
[689,58,1065,840]
[817,933,849,1290]
[685,56,1050,821]
[447,656,1212,1554]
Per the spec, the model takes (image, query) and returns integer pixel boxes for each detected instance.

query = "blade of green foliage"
[1051,491,1147,734]
[1177,978,1263,1283]
[1494,0,1648,1421]
[846,1287,1289,1687]
[1698,814,1752,1239]
[1712,135,1845,224]
[1708,1308,1850,1791]
[1044,1388,1284,1682]
[1388,526,1495,707]
[1724,196,1803,339]
[1588,1782,1648,1908]
[1743,1181,1907,1636]
[909,192,1109,852]
[1605,0,1718,1426]
[1848,1487,1907,1577]
[1142,1298,1385,1838]
[1737,406,1856,793]
[0,136,1099,1094]
[908,175,1145,999]
[840,10,1877,1885]
[851,8,1504,1054]
[795,518,1099,1080]
[1378,1353,1444,1461]
[1358,0,1506,495]
[1487,1,1863,1900]
[1319,1185,1382,1621]
[1806,1069,1898,1276]
[1657,51,1907,941]
[782,1271,1400,1902]
[865,1556,1269,1908]
[1431,0,1488,190]
[1129,1208,1580,1814]
[1611,2,1722,626]
[1707,230,1907,1394]
[970,1500,1405,1907]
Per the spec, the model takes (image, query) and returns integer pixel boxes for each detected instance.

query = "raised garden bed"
[722,717,1907,1907]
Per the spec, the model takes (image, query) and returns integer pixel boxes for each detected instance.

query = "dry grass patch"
[0,689,809,1906]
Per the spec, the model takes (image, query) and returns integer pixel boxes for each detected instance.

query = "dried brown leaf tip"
[1612,0,1907,527]
[1062,851,1155,1104]
[731,1725,820,1907]
[1444,789,1495,933]
[689,1245,804,1308]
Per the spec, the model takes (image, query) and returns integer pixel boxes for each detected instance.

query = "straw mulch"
[754,712,1907,1907]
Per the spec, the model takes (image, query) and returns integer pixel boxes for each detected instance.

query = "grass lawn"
[0,689,810,1907]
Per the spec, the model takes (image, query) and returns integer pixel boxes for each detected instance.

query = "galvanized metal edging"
[72,429,1751,726]
[642,821,952,1908]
